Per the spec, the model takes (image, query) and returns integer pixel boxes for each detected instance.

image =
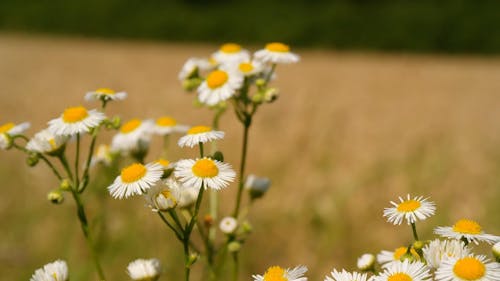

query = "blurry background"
[1,1,500,280]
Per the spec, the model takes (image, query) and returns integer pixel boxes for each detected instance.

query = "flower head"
[177,125,224,148]
[197,69,243,106]
[434,219,500,245]
[26,128,68,154]
[30,259,68,281]
[0,121,30,136]
[108,162,163,199]
[174,157,235,190]
[221,60,264,77]
[422,239,470,269]
[252,265,308,281]
[111,118,153,153]
[219,216,238,234]
[383,195,436,225]
[212,43,250,64]
[377,246,421,268]
[48,106,105,136]
[127,258,161,281]
[435,255,500,281]
[85,87,127,102]
[152,116,188,136]
[144,178,181,212]
[178,57,215,80]
[374,260,431,281]
[357,254,376,271]
[254,42,300,64]
[325,269,369,281]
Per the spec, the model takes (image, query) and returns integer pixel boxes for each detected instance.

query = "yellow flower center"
[393,247,420,260]
[188,126,211,135]
[121,163,147,183]
[206,70,228,89]
[48,138,57,150]
[220,43,242,53]
[397,200,421,212]
[192,159,219,178]
[0,123,15,133]
[161,190,174,199]
[388,273,413,281]
[239,62,254,73]
[157,159,170,167]
[120,119,142,134]
[263,266,287,281]
[453,219,482,235]
[62,106,88,123]
[453,257,485,280]
[266,42,290,53]
[95,87,115,95]
[156,116,177,127]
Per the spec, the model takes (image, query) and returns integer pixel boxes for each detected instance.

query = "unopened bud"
[241,221,253,234]
[245,174,271,200]
[204,214,214,228]
[357,253,375,272]
[211,151,224,162]
[59,179,72,191]
[47,190,64,204]
[182,78,203,92]
[187,253,199,267]
[219,217,238,234]
[413,240,424,251]
[255,78,266,87]
[26,153,39,167]
[228,241,241,253]
[251,93,264,104]
[264,88,279,103]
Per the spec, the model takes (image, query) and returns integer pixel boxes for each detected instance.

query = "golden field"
[1,34,499,280]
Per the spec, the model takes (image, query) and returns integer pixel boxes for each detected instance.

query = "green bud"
[187,253,199,267]
[413,240,424,251]
[183,78,203,92]
[228,241,241,253]
[241,221,253,234]
[0,133,13,150]
[26,153,39,167]
[251,93,264,104]
[59,179,72,191]
[264,88,279,103]
[255,78,266,87]
[111,116,122,130]
[212,151,224,162]
[47,190,64,204]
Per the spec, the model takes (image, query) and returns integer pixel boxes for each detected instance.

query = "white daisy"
[127,258,161,281]
[197,69,243,106]
[0,121,31,136]
[84,87,127,102]
[434,219,500,245]
[221,60,264,77]
[212,43,250,64]
[30,259,68,281]
[152,116,189,136]
[325,269,369,281]
[144,178,181,212]
[219,216,238,234]
[422,239,470,269]
[90,144,114,166]
[111,119,153,153]
[357,254,376,271]
[177,125,224,148]
[254,42,300,64]
[48,106,105,136]
[383,194,436,225]
[26,128,68,154]
[374,260,431,281]
[435,255,500,281]
[178,57,215,80]
[178,185,200,208]
[377,246,421,268]
[252,265,308,281]
[174,157,235,190]
[108,162,163,199]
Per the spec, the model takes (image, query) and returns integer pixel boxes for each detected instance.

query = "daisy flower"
[197,69,243,106]
[144,178,181,212]
[111,118,153,153]
[174,157,235,190]
[357,254,376,271]
[26,128,68,155]
[383,194,436,225]
[219,216,238,234]
[212,43,250,64]
[374,260,431,281]
[177,125,224,148]
[422,239,470,269]
[254,42,300,64]
[152,116,188,136]
[378,246,421,268]
[325,269,369,281]
[108,162,163,199]
[0,121,31,136]
[48,106,105,136]
[252,265,308,281]
[434,219,500,245]
[84,87,127,102]
[127,258,161,281]
[221,60,264,77]
[178,57,215,80]
[30,259,68,281]
[435,255,500,281]
[178,185,200,208]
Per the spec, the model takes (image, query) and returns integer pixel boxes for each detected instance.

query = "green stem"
[74,134,81,188]
[199,142,204,158]
[168,209,185,233]
[80,131,98,193]
[158,212,183,242]
[59,154,74,181]
[39,155,63,180]
[232,252,239,281]
[233,123,250,217]
[411,222,419,241]
[162,135,170,159]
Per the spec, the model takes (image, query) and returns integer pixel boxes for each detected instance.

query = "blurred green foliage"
[1,0,500,53]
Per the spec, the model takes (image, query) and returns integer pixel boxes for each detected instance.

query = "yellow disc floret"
[393,247,420,261]
[121,163,147,183]
[453,257,485,280]
[206,70,229,89]
[192,159,219,178]
[120,119,142,134]
[239,62,254,73]
[156,116,177,127]
[157,159,170,167]
[0,123,15,133]
[397,200,421,212]
[188,126,211,135]
[453,219,482,235]
[263,266,287,281]
[95,88,115,95]
[388,273,413,281]
[266,42,290,53]
[62,106,89,123]
[220,43,242,53]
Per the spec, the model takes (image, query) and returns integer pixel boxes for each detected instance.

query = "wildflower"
[85,87,127,102]
[219,216,238,234]
[144,178,181,212]
[383,195,436,225]
[152,116,188,136]
[30,259,68,281]
[422,239,470,269]
[111,118,153,153]
[434,219,500,245]
[377,246,421,268]
[178,186,199,208]
[174,157,235,190]
[197,69,243,106]
[435,255,500,281]
[108,162,163,199]
[48,106,105,136]
[177,125,224,148]
[252,265,308,281]
[90,144,114,166]
[325,269,369,281]
[0,121,30,136]
[221,60,264,77]
[26,129,68,155]
[212,43,250,64]
[254,42,300,64]
[374,260,431,281]
[178,57,215,80]
[127,258,161,281]
[357,254,376,271]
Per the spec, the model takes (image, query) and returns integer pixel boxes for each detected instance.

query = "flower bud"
[59,179,72,191]
[241,221,253,234]
[204,214,214,228]
[251,92,264,104]
[228,241,241,253]
[245,174,271,200]
[357,253,375,272]
[413,240,425,251]
[264,88,279,103]
[255,78,266,87]
[187,253,199,267]
[211,151,224,162]
[26,153,39,167]
[219,217,238,234]
[0,133,13,150]
[47,190,64,204]
[182,78,203,92]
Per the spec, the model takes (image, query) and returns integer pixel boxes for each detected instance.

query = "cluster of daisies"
[250,194,500,281]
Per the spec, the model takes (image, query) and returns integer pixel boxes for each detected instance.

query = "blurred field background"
[1,1,500,280]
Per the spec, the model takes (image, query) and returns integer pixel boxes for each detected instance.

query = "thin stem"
[162,135,170,159]
[233,123,250,217]
[411,222,419,241]
[158,212,183,242]
[265,63,277,84]
[39,155,63,180]
[232,252,239,281]
[199,142,204,158]
[80,131,99,193]
[59,154,74,181]
[183,184,206,281]
[74,134,81,188]
[168,209,185,233]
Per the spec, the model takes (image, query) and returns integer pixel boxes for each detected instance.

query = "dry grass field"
[1,34,500,280]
